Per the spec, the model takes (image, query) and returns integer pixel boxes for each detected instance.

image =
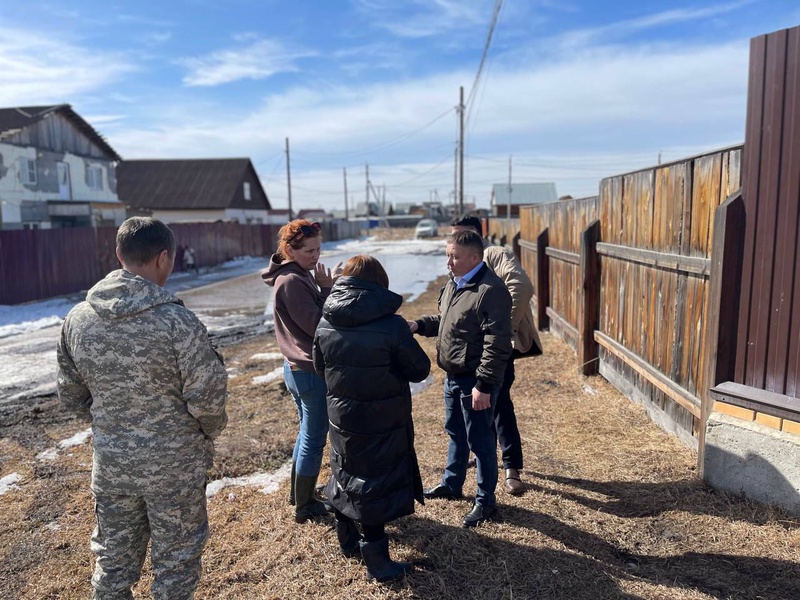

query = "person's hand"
[331,261,344,281]
[314,262,334,287]
[472,388,490,411]
[406,320,418,333]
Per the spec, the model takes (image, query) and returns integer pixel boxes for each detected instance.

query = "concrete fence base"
[704,412,800,516]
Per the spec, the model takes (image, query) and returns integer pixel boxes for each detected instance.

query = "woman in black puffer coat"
[313,255,430,583]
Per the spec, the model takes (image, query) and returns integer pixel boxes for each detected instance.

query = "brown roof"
[117,158,268,210]
[0,104,121,161]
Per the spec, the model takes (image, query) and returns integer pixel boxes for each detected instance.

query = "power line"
[465,0,503,126]
[290,106,455,160]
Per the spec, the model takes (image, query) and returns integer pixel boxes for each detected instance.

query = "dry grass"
[2,250,799,599]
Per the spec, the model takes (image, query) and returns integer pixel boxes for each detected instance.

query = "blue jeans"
[283,362,329,478]
[440,374,501,507]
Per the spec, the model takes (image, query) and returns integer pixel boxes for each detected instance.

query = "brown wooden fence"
[0,222,279,305]
[496,145,743,448]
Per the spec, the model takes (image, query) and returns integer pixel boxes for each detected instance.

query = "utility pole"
[458,86,465,216]
[365,163,370,212]
[453,144,458,217]
[507,155,512,221]
[343,167,349,220]
[285,137,293,220]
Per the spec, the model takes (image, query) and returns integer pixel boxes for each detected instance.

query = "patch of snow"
[0,473,21,495]
[249,352,284,362]
[206,462,292,498]
[36,427,92,462]
[59,428,92,449]
[36,448,59,462]
[410,374,435,396]
[583,384,598,396]
[252,367,283,385]
[45,521,62,531]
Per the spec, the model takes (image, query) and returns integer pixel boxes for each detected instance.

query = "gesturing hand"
[314,262,334,287]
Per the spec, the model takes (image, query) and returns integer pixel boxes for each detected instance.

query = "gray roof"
[0,104,121,161]
[492,182,558,206]
[117,158,269,210]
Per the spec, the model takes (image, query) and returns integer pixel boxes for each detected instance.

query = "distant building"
[117,158,270,224]
[296,208,328,221]
[0,104,124,229]
[491,182,558,217]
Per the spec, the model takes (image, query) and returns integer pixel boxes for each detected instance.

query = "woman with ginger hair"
[313,255,430,582]
[262,220,341,523]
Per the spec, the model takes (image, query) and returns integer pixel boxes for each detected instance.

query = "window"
[19,158,36,185]
[87,165,103,191]
[243,182,251,201]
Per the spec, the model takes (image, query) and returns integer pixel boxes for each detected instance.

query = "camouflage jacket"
[57,269,228,493]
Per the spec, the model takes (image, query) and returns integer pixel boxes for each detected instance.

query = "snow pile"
[0,473,21,496]
[36,427,92,461]
[252,367,283,385]
[206,461,292,498]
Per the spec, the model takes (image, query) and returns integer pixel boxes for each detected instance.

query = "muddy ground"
[1,229,798,599]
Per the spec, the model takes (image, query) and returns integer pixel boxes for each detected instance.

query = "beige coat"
[483,243,542,356]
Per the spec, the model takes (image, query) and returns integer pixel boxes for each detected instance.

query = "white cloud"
[177,38,315,87]
[353,0,488,38]
[0,27,136,106]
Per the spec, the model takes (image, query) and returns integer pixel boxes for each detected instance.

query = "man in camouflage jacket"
[57,217,228,600]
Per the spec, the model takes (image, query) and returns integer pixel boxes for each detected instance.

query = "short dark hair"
[116,217,175,265]
[448,229,484,259]
[451,215,482,233]
[341,255,389,288]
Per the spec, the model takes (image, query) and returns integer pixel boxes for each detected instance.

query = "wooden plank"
[710,381,800,421]
[518,239,537,252]
[545,246,580,264]
[671,158,694,392]
[580,220,601,375]
[699,192,745,475]
[537,228,550,330]
[595,331,702,417]
[596,243,710,275]
[547,307,579,343]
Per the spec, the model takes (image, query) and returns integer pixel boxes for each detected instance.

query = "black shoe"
[462,504,497,528]
[422,484,463,500]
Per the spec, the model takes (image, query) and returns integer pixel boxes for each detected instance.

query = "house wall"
[0,142,120,229]
[228,164,270,210]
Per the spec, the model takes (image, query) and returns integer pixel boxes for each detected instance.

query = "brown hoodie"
[262,254,331,372]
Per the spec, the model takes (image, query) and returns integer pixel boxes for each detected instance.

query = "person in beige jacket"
[451,216,542,495]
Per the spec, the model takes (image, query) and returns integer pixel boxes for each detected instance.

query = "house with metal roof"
[491,182,558,217]
[0,104,124,229]
[117,158,271,224]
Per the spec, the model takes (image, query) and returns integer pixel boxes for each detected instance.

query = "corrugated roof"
[492,182,558,205]
[117,158,259,210]
[0,104,122,161]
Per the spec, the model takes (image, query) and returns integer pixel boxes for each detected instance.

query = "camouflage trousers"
[90,485,208,600]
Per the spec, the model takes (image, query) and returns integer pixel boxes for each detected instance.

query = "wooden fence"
[490,145,743,448]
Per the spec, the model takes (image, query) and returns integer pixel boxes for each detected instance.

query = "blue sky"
[1,1,798,212]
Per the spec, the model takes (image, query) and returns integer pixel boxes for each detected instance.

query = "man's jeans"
[440,374,501,507]
[283,362,329,478]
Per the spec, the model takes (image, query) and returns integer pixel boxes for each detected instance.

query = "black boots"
[359,536,413,582]
[335,517,361,558]
[294,474,329,523]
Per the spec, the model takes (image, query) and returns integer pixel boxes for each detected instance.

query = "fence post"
[580,220,601,375]
[536,227,550,330]
[699,191,745,475]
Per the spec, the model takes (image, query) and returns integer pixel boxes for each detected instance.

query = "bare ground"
[1,229,798,599]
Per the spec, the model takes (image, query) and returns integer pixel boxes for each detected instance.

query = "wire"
[290,107,455,160]
[465,0,503,126]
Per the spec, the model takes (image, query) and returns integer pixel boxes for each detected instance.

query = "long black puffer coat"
[313,276,431,525]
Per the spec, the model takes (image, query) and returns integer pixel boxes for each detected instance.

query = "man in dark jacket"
[410,230,512,527]
[313,255,431,582]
